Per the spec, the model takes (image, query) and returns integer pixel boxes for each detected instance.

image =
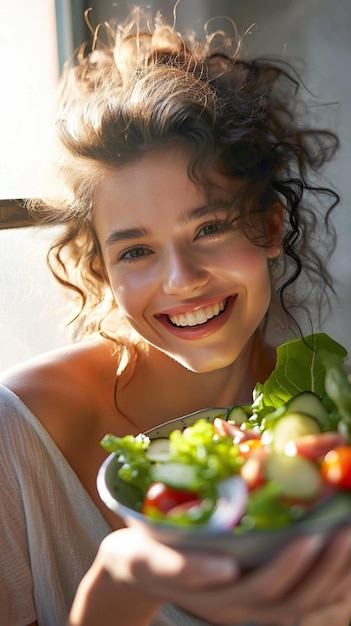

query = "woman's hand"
[69,525,351,626]
[68,527,240,626]
[287,525,351,626]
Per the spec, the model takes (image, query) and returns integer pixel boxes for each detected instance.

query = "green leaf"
[100,433,150,455]
[168,419,242,492]
[237,482,293,529]
[100,433,152,495]
[322,352,351,431]
[252,333,347,417]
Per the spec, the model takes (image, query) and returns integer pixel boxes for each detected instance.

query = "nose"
[162,248,209,295]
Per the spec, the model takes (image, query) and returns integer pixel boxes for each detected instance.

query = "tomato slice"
[321,446,351,490]
[142,482,200,515]
[238,439,264,457]
[290,431,349,460]
[240,454,265,491]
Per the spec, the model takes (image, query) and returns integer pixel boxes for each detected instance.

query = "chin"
[170,350,240,374]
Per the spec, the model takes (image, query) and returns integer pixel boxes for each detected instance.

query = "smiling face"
[93,146,280,373]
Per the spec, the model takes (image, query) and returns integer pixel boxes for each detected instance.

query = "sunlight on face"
[93,146,278,373]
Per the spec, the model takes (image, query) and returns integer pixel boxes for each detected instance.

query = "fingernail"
[303,533,325,553]
[203,556,239,580]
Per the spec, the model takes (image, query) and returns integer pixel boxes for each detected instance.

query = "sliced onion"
[205,476,248,531]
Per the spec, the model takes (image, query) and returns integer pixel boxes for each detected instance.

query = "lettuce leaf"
[322,352,351,434]
[101,433,153,495]
[252,333,347,417]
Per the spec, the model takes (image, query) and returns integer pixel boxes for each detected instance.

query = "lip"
[157,295,233,318]
[156,295,237,340]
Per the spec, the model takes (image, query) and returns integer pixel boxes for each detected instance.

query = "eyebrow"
[105,226,150,249]
[104,202,232,249]
[178,203,227,224]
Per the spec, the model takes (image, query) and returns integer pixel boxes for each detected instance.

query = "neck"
[115,332,276,432]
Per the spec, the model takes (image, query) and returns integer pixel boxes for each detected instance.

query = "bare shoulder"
[1,337,115,396]
[0,337,118,438]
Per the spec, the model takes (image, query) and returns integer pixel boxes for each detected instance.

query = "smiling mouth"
[167,298,228,328]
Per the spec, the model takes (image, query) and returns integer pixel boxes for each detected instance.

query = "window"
[0,0,59,198]
[0,0,70,370]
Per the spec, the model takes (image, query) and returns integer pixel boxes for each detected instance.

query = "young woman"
[1,8,351,626]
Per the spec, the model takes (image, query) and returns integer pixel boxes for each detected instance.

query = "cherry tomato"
[321,446,351,490]
[142,482,200,515]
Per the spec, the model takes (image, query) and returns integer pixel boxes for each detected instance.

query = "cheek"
[225,246,272,313]
[110,283,134,316]
[108,270,153,317]
[224,243,271,285]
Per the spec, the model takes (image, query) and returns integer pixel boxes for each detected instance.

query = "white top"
[0,384,214,626]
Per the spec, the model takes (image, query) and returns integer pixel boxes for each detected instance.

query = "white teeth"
[169,299,227,327]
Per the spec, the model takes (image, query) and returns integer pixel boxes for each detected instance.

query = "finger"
[164,535,325,624]
[297,600,351,626]
[287,526,351,610]
[329,567,351,605]
[234,533,325,602]
[101,530,297,625]
[167,529,351,626]
[100,528,239,592]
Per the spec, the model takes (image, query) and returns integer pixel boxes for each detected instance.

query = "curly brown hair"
[29,7,339,348]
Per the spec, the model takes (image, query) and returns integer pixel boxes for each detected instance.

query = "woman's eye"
[197,222,225,238]
[119,247,151,262]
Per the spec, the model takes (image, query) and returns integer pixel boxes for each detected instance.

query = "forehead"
[93,145,243,213]
[92,147,248,252]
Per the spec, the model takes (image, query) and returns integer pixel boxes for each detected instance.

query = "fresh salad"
[101,333,351,531]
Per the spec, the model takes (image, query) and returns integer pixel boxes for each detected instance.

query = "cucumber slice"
[227,405,249,425]
[286,391,328,427]
[264,453,322,500]
[151,462,199,490]
[146,438,171,462]
[272,413,321,454]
